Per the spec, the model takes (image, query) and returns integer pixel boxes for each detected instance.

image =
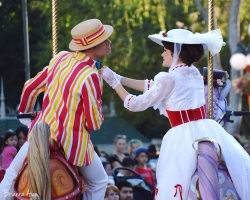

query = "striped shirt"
[19,51,104,167]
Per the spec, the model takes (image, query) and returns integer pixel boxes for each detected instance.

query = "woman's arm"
[122,75,174,112]
[121,77,145,92]
[108,69,154,92]
[114,84,129,101]
[114,74,174,112]
[101,67,174,112]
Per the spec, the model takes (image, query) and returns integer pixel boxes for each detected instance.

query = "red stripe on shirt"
[47,53,70,85]
[68,95,84,163]
[91,73,102,100]
[82,84,93,130]
[19,68,48,112]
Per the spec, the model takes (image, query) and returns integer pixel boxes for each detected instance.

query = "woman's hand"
[100,66,120,89]
[99,66,123,82]
[100,66,130,101]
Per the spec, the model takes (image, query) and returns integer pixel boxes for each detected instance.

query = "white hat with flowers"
[148,29,226,56]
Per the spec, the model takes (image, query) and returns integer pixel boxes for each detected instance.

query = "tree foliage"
[0,0,249,137]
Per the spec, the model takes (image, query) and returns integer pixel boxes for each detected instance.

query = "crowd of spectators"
[93,134,159,199]
[0,126,28,181]
[98,135,159,200]
[0,127,249,199]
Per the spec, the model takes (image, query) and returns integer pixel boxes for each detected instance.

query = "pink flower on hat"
[162,32,167,37]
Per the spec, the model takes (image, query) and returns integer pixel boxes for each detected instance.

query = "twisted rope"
[52,0,58,56]
[207,0,214,119]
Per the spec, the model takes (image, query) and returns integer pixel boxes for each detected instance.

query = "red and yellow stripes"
[73,25,105,46]
[19,67,47,113]
[19,51,103,167]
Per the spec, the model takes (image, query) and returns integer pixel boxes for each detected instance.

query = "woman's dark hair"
[15,126,29,138]
[162,41,204,66]
[4,130,17,146]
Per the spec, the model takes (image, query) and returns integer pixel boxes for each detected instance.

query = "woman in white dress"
[100,29,250,200]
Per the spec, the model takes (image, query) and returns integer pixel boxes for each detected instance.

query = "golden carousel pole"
[52,0,58,56]
[207,0,214,119]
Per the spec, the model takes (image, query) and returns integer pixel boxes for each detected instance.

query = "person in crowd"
[148,144,159,160]
[104,184,120,200]
[15,126,28,150]
[103,161,115,185]
[127,139,143,158]
[147,144,159,172]
[103,161,113,176]
[100,28,250,200]
[1,130,18,170]
[109,135,127,168]
[100,151,110,162]
[95,145,107,162]
[117,156,135,176]
[117,181,133,200]
[122,157,135,170]
[0,19,113,200]
[134,147,156,187]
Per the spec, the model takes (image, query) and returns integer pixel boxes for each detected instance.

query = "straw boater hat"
[148,29,225,56]
[69,19,113,51]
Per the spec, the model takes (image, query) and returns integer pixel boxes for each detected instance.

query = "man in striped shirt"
[0,19,113,199]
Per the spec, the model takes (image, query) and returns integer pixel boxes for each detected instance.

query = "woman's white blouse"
[124,64,206,116]
[124,64,250,200]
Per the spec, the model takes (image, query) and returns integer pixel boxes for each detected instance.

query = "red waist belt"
[166,105,207,128]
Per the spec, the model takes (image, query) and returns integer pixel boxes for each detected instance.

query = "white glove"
[101,67,120,89]
[113,71,123,83]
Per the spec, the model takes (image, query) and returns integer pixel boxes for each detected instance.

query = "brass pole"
[22,0,30,80]
[207,0,214,119]
[52,0,58,56]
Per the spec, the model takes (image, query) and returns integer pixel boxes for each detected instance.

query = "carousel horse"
[14,122,84,200]
[186,69,239,199]
[203,67,232,127]
[188,138,240,200]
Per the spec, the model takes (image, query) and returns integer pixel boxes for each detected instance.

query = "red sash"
[166,105,206,127]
